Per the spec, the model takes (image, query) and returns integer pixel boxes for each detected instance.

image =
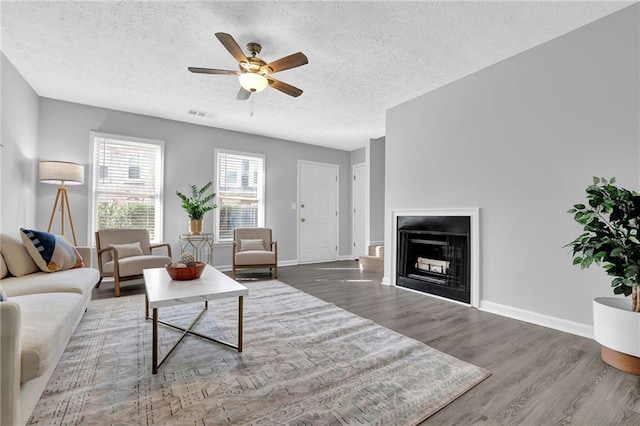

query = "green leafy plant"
[567,177,640,311]
[176,181,217,220]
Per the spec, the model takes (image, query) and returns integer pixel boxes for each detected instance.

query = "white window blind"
[216,149,265,240]
[91,133,164,242]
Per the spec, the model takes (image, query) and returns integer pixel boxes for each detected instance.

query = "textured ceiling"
[1,1,633,151]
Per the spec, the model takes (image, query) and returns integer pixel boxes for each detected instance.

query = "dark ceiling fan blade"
[261,52,308,75]
[188,67,239,75]
[267,77,303,97]
[215,32,248,65]
[236,87,252,101]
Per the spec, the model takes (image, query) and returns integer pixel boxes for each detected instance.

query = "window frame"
[89,131,165,244]
[214,148,266,242]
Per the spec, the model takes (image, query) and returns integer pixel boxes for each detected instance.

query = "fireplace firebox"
[396,215,470,303]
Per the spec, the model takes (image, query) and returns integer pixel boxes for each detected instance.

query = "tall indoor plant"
[176,181,217,235]
[567,176,640,309]
[567,176,640,374]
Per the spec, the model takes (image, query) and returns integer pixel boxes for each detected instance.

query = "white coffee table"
[143,265,249,374]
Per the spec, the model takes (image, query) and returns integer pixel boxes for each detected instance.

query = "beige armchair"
[232,228,278,279]
[95,228,172,297]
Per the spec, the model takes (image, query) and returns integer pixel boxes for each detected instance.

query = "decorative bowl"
[165,261,206,280]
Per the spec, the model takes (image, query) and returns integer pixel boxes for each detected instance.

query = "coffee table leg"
[238,296,244,352]
[152,308,158,374]
[145,292,149,319]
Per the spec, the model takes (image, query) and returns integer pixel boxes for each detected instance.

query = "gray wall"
[385,5,640,328]
[368,136,385,243]
[36,98,352,266]
[350,147,365,167]
[1,53,39,234]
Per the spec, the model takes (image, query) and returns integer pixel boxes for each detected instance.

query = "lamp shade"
[238,72,269,93]
[39,161,84,185]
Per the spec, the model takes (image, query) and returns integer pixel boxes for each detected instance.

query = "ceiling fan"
[189,32,308,100]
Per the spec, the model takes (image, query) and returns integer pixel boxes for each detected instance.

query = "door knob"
[301,218,306,222]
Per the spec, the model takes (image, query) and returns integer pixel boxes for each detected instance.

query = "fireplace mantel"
[390,208,480,307]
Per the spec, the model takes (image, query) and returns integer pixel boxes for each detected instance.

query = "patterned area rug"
[29,280,489,425]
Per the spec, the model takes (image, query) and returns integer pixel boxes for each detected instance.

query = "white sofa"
[0,233,99,426]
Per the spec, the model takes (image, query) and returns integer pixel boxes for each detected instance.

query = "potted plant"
[567,176,640,374]
[176,181,217,235]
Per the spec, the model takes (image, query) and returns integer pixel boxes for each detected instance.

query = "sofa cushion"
[0,253,8,279]
[102,255,172,277]
[12,292,85,382]
[235,250,276,265]
[110,242,144,259]
[240,238,265,252]
[0,267,99,298]
[0,285,7,301]
[20,228,84,273]
[0,233,39,277]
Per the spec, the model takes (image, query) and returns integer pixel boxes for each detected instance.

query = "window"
[215,149,265,241]
[128,155,141,179]
[91,132,164,242]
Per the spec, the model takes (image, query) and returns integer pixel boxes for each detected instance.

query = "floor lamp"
[39,161,84,246]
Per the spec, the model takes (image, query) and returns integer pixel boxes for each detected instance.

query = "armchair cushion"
[240,239,265,252]
[235,250,276,266]
[102,255,172,277]
[110,242,144,259]
[20,228,84,273]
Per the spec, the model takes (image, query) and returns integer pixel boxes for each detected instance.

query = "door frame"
[297,160,340,264]
[352,162,366,259]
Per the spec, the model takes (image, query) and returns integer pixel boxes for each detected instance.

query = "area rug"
[29,280,489,425]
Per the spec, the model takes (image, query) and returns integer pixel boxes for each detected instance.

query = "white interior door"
[299,161,338,263]
[352,163,366,258]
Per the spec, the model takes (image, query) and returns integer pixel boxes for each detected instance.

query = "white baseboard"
[480,300,594,339]
[367,240,384,247]
[338,255,355,261]
[381,276,391,286]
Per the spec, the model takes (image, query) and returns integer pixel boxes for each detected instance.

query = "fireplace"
[396,215,471,303]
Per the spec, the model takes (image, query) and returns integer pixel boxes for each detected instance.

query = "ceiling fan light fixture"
[238,72,268,93]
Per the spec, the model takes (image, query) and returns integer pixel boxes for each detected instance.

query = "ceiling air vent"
[188,109,217,119]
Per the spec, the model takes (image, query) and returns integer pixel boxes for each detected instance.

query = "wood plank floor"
[93,261,639,425]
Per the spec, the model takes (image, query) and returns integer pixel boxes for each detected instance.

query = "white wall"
[36,98,352,266]
[1,53,39,234]
[385,5,640,331]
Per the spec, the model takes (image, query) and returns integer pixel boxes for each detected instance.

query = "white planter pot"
[593,297,640,357]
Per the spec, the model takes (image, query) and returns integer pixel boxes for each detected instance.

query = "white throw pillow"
[110,242,144,259]
[240,239,265,251]
[0,233,39,277]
